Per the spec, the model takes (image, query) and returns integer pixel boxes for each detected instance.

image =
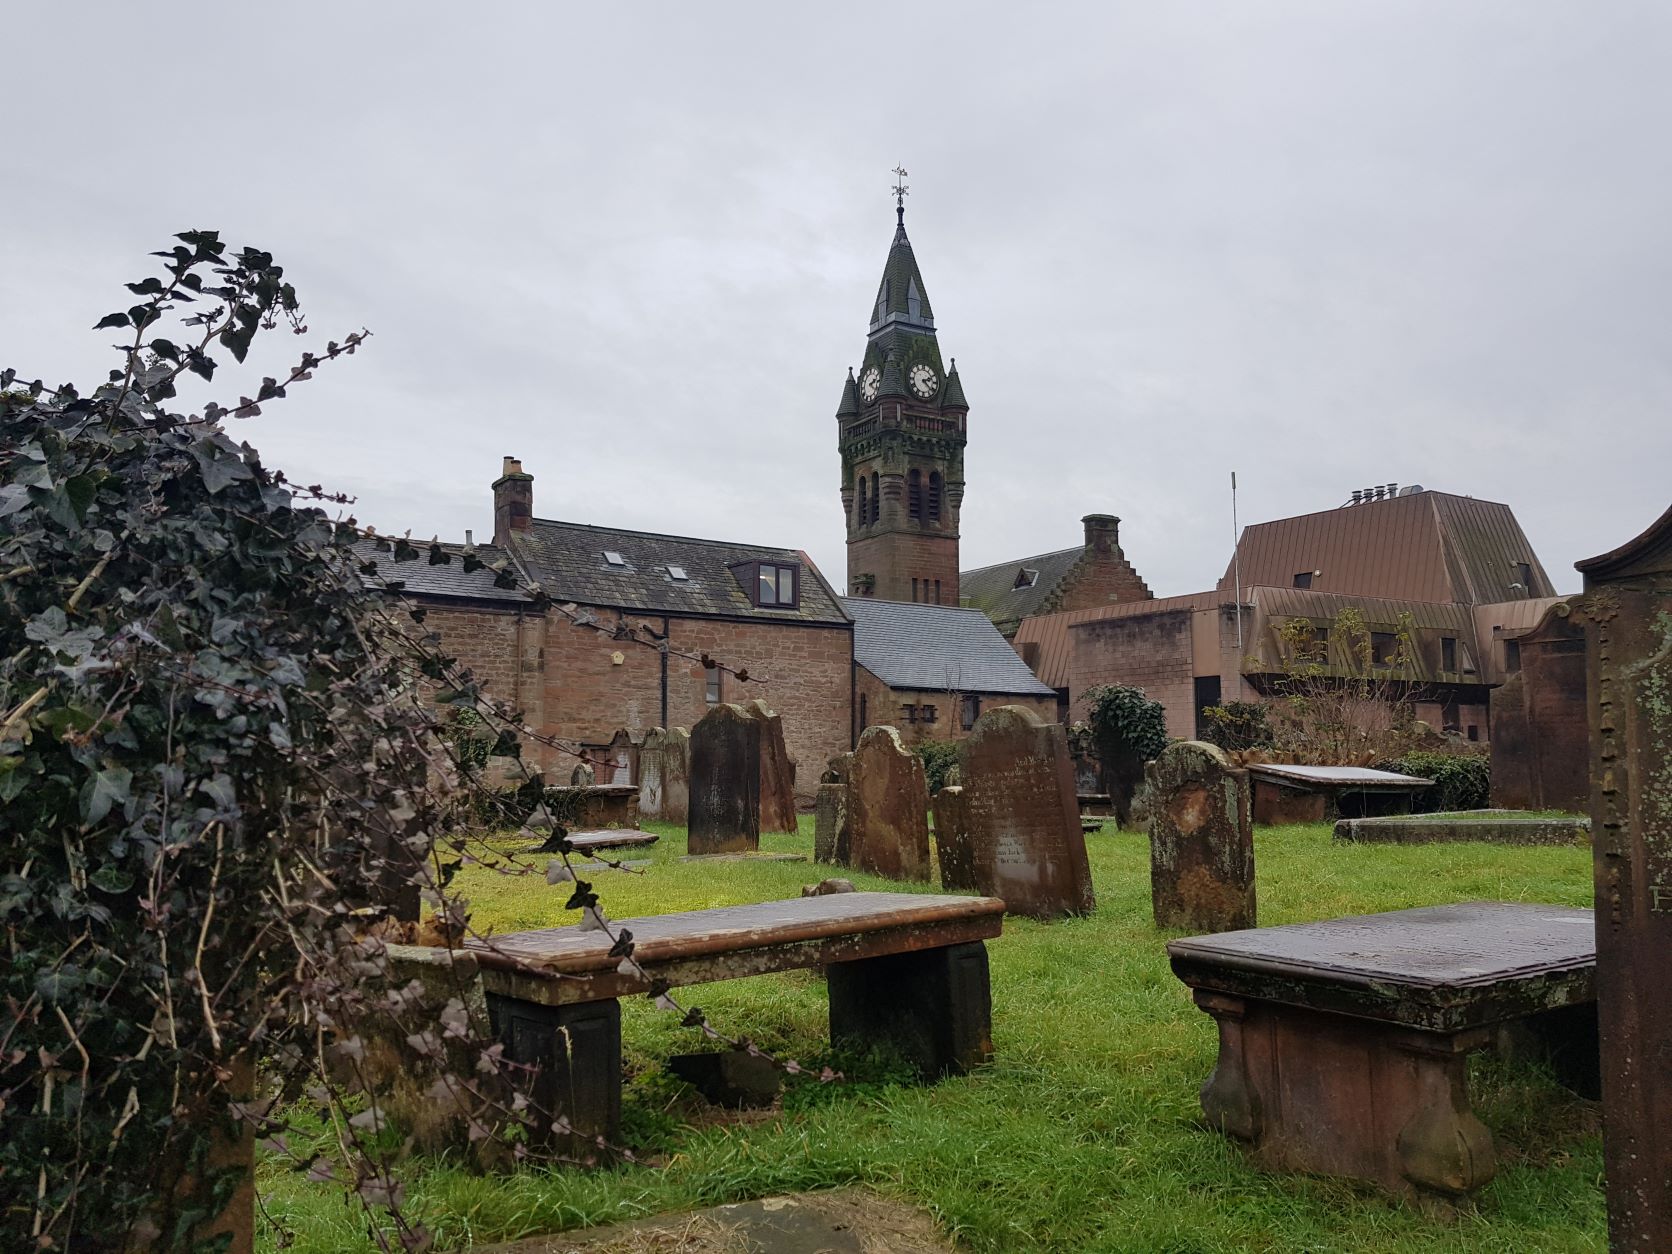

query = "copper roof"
[1219,490,1556,605]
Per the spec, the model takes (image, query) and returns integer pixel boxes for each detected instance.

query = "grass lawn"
[259,820,1604,1252]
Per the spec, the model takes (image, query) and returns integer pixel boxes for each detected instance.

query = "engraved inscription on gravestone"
[1575,501,1672,1253]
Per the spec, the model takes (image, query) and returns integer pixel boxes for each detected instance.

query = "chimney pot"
[492,457,533,544]
[1081,513,1121,554]
[1351,490,1362,505]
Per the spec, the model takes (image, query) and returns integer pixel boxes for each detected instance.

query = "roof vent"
[604,551,626,568]
[667,565,688,582]
[1397,484,1424,496]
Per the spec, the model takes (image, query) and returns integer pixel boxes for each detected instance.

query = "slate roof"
[959,545,1086,631]
[351,538,531,603]
[870,215,935,330]
[840,596,1056,696]
[505,519,849,624]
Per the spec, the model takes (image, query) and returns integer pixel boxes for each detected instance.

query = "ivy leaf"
[89,866,135,895]
[81,766,132,826]
[190,438,253,494]
[94,312,130,331]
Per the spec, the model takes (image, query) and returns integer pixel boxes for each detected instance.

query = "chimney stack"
[492,455,534,545]
[1082,513,1121,555]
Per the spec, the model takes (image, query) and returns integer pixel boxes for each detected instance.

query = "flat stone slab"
[566,829,659,852]
[1333,813,1589,846]
[470,1187,954,1252]
[679,852,807,864]
[1168,901,1595,1034]
[568,859,652,874]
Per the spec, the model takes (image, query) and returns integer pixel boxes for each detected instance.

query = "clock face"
[909,363,939,399]
[859,366,881,403]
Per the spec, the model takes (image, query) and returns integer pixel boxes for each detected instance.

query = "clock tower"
[838,175,968,604]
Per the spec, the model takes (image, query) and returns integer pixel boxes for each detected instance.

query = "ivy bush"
[0,234,546,1250]
[1081,684,1168,824]
[1198,700,1273,753]
[913,740,961,794]
[1381,750,1492,813]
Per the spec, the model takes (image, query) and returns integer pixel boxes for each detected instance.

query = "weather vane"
[891,165,910,213]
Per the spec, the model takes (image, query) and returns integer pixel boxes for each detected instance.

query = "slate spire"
[836,366,860,418]
[940,357,968,410]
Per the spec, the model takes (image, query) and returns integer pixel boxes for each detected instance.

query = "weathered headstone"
[1574,502,1672,1251]
[813,781,850,865]
[638,726,690,824]
[746,699,798,833]
[847,725,931,881]
[688,703,760,855]
[1146,740,1255,933]
[956,706,1095,918]
[569,760,595,787]
[822,752,853,785]
[933,785,974,892]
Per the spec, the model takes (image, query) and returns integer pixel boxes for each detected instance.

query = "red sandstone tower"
[839,179,967,605]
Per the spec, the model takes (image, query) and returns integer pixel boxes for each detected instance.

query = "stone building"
[1013,486,1565,741]
[961,514,1155,639]
[843,597,1057,744]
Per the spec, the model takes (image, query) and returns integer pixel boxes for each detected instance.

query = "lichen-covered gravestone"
[847,725,931,880]
[1146,740,1255,932]
[688,704,760,855]
[638,726,690,824]
[813,781,850,864]
[1574,502,1672,1251]
[933,785,973,892]
[956,706,1095,918]
[745,699,799,834]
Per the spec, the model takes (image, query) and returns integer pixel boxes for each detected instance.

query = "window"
[908,469,923,520]
[859,693,868,730]
[901,704,918,724]
[603,550,626,567]
[668,565,688,582]
[1441,637,1457,671]
[1293,571,1313,589]
[921,704,937,724]
[961,695,981,731]
[928,471,943,521]
[912,578,919,602]
[1370,631,1398,667]
[756,563,797,608]
[869,472,880,524]
[1013,567,1039,590]
[704,663,720,704]
[934,579,941,605]
[1515,562,1533,591]
[1466,725,1479,742]
[1504,639,1521,673]
[856,477,868,528]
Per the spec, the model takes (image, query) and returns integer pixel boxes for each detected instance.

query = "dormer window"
[757,563,797,608]
[604,550,626,568]
[1013,567,1039,590]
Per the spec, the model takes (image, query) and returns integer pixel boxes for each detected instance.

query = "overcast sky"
[5,2,1669,596]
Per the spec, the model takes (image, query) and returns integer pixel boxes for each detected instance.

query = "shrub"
[914,739,961,794]
[1383,750,1492,812]
[1199,700,1272,752]
[1081,684,1169,824]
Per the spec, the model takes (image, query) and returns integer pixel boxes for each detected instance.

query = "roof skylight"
[604,551,626,567]
[668,565,688,581]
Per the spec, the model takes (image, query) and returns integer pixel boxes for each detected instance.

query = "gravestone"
[746,699,799,833]
[688,703,760,855]
[1574,502,1672,1251]
[956,706,1095,919]
[1146,740,1255,932]
[638,726,690,824]
[847,726,931,881]
[813,781,850,865]
[822,752,853,785]
[569,761,595,787]
[933,785,974,892]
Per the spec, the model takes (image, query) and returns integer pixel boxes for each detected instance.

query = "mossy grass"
[259,821,1603,1252]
